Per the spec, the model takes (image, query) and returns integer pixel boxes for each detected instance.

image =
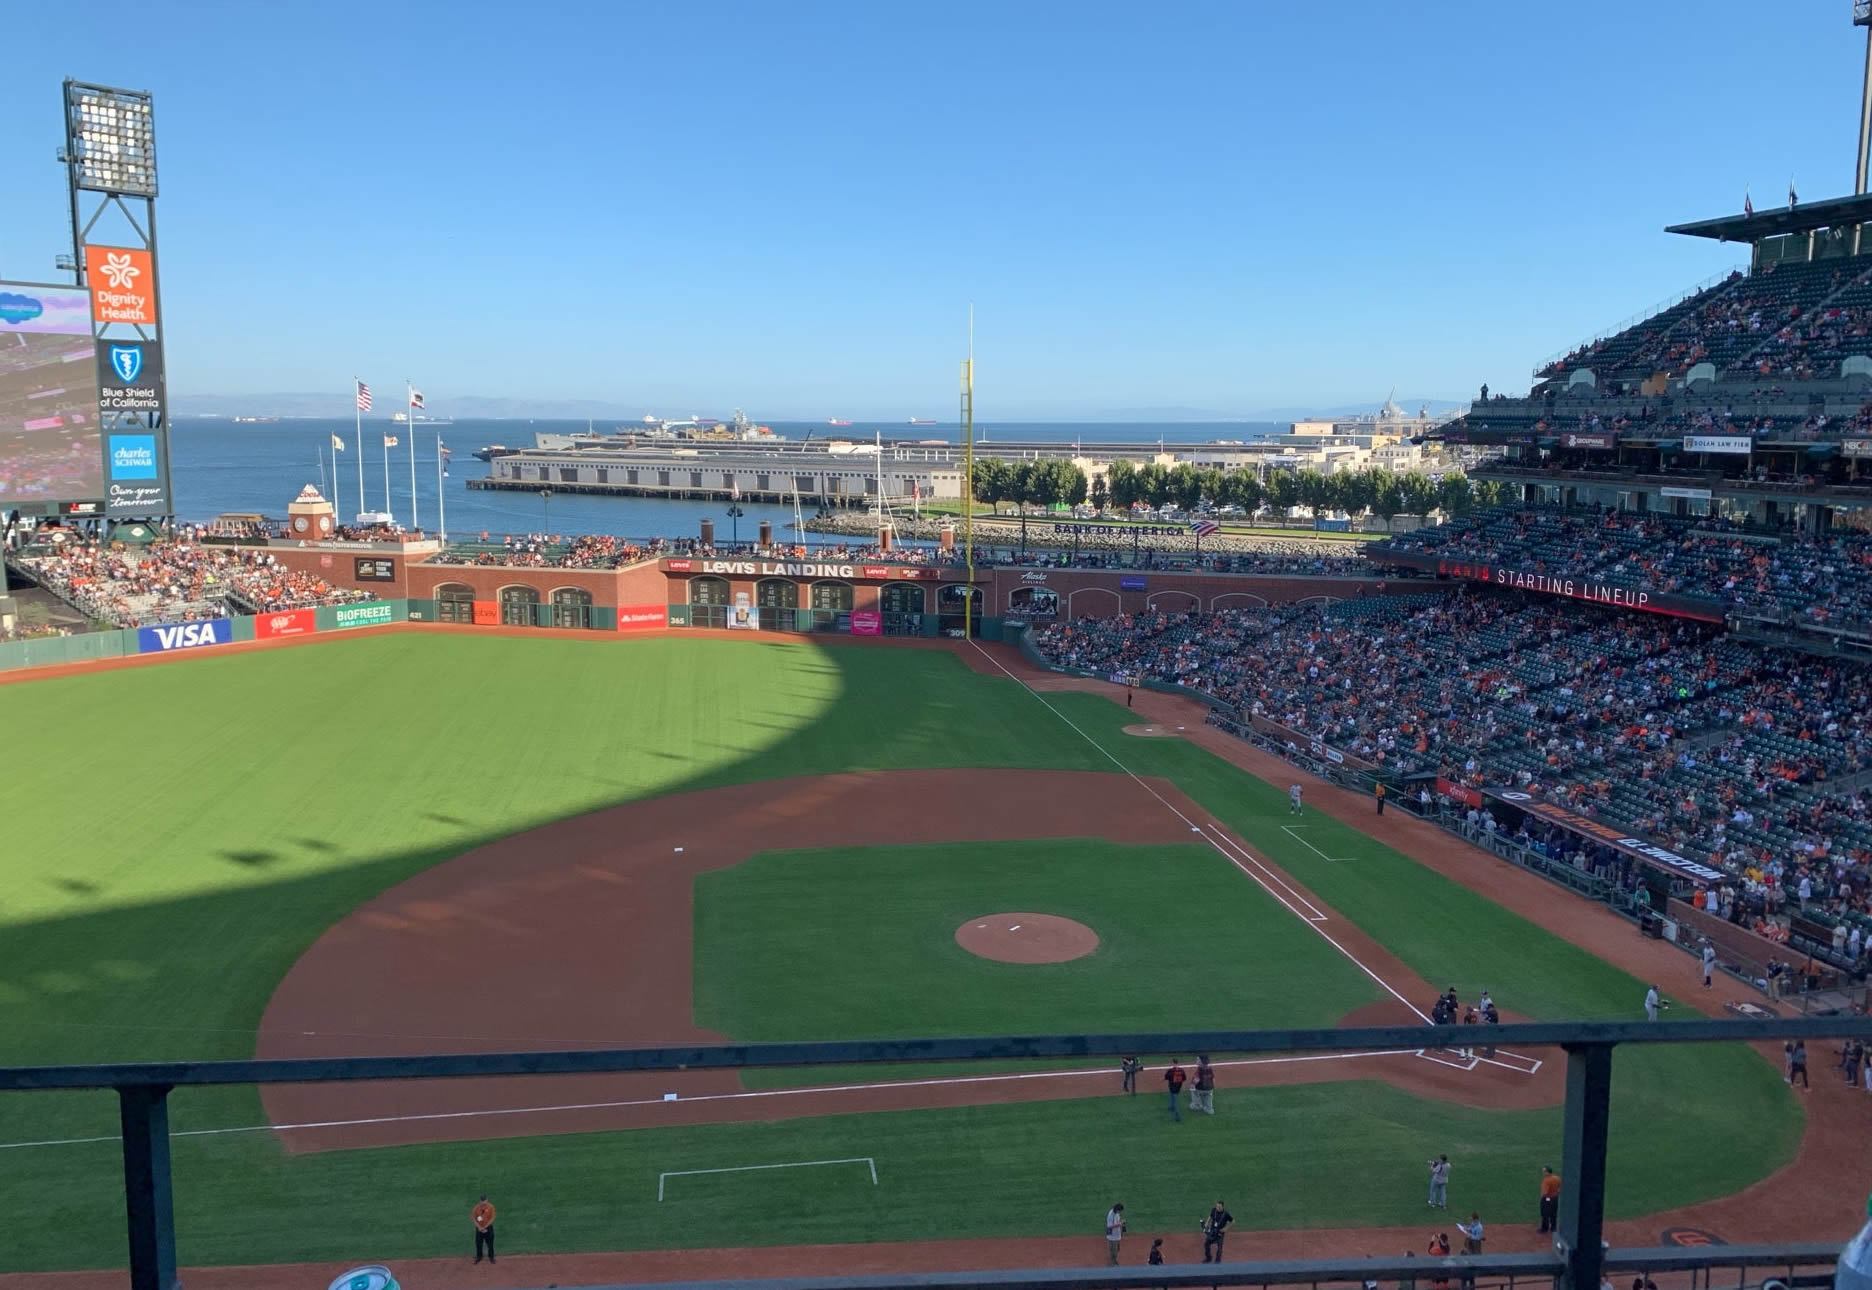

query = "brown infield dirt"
[956,913,1100,963]
[5,634,1868,1290]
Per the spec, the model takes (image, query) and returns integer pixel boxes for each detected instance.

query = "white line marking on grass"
[1283,826,1353,863]
[970,643,1434,1023]
[0,1051,1422,1152]
[658,1157,876,1201]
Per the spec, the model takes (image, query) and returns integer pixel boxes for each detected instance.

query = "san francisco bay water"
[168,418,1285,541]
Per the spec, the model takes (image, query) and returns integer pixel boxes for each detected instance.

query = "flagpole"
[318,445,327,505]
[354,378,365,522]
[436,435,448,542]
[407,382,420,532]
[382,427,392,522]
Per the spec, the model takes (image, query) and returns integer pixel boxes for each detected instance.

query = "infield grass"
[0,631,1804,1272]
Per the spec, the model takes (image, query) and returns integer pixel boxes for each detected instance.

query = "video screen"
[0,283,103,510]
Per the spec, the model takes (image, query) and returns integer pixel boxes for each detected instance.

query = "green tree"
[1197,467,1227,509]
[1090,472,1110,513]
[1266,468,1300,513]
[1473,478,1511,509]
[1397,471,1438,520]
[1372,474,1405,530]
[1228,469,1265,514]
[1295,468,1330,529]
[971,458,1009,515]
[1009,462,1038,515]
[1105,460,1140,511]
[1438,472,1474,517]
[1057,461,1089,508]
[1137,463,1172,509]
[1338,468,1378,522]
[1169,463,1203,512]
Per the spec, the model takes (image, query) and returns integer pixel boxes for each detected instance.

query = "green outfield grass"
[0,632,1802,1271]
[696,838,1382,1086]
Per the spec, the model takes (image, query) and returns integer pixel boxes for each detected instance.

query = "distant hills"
[169,392,1474,422]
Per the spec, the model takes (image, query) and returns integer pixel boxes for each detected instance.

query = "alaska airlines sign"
[700,560,857,578]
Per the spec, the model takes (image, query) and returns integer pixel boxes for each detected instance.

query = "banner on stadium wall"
[1370,551,1727,623]
[850,610,882,635]
[1561,432,1617,450]
[1051,522,1183,537]
[1247,715,1379,772]
[1120,576,1148,592]
[728,592,759,629]
[332,602,396,630]
[136,618,232,654]
[472,601,499,625]
[255,609,317,639]
[1682,435,1752,455]
[1436,776,1483,808]
[1843,440,1872,458]
[665,559,694,571]
[617,605,668,631]
[1482,788,1721,886]
[667,604,691,627]
[1660,486,1712,501]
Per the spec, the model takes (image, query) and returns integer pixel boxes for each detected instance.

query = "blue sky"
[3,1,1868,419]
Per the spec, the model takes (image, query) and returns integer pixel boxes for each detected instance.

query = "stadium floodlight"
[63,82,157,198]
[1858,0,1872,27]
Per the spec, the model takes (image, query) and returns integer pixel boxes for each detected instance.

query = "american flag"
[356,381,372,412]
[1188,518,1220,537]
[410,389,425,410]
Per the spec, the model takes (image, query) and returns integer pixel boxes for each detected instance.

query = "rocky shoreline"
[802,510,1379,559]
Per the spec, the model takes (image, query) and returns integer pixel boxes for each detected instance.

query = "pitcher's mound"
[1123,723,1179,737]
[956,913,1099,964]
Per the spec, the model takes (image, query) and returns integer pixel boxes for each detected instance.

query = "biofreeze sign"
[137,619,232,653]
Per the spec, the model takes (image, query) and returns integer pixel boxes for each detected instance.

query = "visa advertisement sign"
[137,618,233,654]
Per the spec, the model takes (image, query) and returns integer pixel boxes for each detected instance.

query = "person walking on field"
[1538,1166,1560,1234]
[1192,1055,1216,1114]
[1644,985,1660,1021]
[1458,1212,1485,1255]
[1375,782,1387,815]
[1701,943,1717,989]
[472,1194,497,1264]
[1121,1055,1141,1095]
[1106,1203,1126,1265]
[1428,1154,1450,1209]
[1290,783,1304,815]
[1790,1040,1809,1089]
[1201,1200,1234,1263]
[1164,1059,1187,1121]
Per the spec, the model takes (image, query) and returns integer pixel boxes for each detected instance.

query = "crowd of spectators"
[1029,590,1872,975]
[9,538,373,627]
[1538,260,1872,383]
[1375,506,1872,631]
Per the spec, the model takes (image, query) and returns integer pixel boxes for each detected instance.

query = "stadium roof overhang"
[1665,192,1872,243]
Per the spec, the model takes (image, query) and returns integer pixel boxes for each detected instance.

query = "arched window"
[499,584,541,626]
[756,579,799,609]
[809,580,854,611]
[879,582,926,615]
[435,582,475,624]
[689,576,730,605]
[550,587,594,629]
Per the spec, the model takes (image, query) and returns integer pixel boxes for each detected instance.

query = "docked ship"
[391,411,454,425]
[907,418,938,427]
[472,444,519,462]
[828,418,853,426]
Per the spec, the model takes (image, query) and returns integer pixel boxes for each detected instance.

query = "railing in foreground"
[570,1246,1844,1290]
[22,1018,1870,1290]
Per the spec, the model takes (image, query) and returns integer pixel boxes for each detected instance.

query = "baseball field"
[0,630,1820,1281]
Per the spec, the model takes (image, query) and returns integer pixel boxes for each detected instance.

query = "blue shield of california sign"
[109,344,143,382]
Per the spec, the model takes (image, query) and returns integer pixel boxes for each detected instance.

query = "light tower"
[1858,2,1872,193]
[59,80,171,523]
[960,311,975,640]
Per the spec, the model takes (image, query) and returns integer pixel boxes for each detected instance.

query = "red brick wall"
[406,563,624,608]
[987,568,1443,620]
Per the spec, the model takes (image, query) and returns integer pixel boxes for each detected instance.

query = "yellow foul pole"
[961,351,974,640]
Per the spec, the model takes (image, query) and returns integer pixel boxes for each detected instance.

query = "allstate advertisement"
[137,618,233,654]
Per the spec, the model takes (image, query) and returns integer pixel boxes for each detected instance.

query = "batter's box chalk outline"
[657,1156,878,1201]
[1282,825,1354,863]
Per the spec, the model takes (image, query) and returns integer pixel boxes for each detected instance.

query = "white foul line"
[971,643,1433,1023]
[0,1050,1421,1152]
[1283,825,1352,863]
[658,1156,876,1201]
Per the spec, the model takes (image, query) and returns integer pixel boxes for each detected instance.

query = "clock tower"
[286,484,337,540]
